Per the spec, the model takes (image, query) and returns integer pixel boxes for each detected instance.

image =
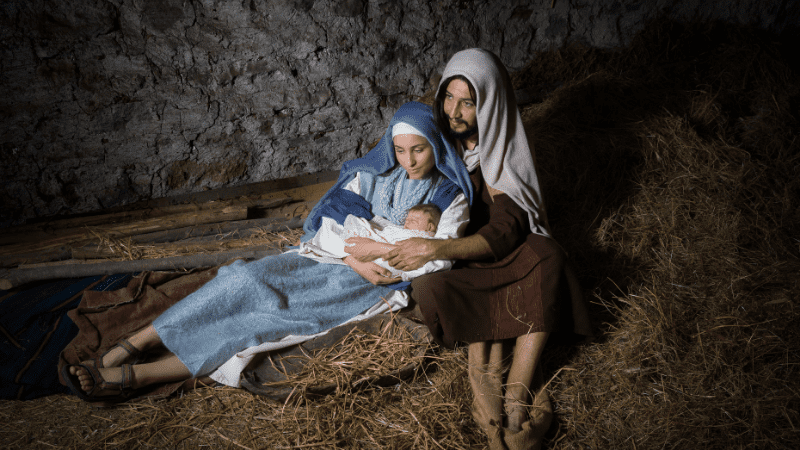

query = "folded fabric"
[311,187,373,230]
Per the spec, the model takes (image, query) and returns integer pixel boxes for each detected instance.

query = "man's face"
[443,79,478,140]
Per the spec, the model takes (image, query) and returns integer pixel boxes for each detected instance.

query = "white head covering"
[392,122,424,139]
[437,48,550,237]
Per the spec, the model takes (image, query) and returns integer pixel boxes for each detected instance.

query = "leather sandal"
[98,338,144,367]
[61,361,137,405]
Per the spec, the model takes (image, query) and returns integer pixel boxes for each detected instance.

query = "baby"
[401,203,441,236]
[300,203,453,281]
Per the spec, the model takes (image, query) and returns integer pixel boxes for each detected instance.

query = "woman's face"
[393,133,436,180]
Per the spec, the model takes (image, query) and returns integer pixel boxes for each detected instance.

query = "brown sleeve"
[474,191,529,261]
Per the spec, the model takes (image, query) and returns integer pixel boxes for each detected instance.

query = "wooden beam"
[117,216,304,245]
[71,238,287,260]
[0,197,291,247]
[0,246,285,290]
[0,205,248,260]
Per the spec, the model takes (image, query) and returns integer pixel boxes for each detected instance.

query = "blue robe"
[154,102,472,378]
[153,251,388,377]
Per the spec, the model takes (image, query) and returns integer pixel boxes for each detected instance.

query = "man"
[382,49,591,450]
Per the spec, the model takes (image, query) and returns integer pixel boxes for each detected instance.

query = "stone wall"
[1,0,796,226]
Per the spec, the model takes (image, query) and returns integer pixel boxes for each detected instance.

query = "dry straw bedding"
[4,19,799,449]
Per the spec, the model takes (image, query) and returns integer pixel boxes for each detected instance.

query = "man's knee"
[410,273,444,303]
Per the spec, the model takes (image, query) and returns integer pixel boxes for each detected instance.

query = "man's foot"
[503,386,553,450]
[504,400,528,433]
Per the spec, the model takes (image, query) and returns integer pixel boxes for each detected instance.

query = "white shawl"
[437,48,551,237]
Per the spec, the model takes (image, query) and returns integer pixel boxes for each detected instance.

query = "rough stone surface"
[1,0,796,226]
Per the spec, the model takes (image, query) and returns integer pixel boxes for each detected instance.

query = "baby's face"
[404,210,437,233]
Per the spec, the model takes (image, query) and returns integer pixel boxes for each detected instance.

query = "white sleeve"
[343,173,361,195]
[297,217,350,264]
[433,192,469,239]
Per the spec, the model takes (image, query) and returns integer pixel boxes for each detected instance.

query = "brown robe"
[410,169,592,347]
[58,267,225,397]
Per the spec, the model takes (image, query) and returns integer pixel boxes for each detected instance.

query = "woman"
[61,101,472,404]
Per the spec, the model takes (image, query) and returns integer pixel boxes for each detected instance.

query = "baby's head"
[404,204,442,235]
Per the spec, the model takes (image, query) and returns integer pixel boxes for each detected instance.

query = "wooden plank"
[0,197,292,247]
[71,238,289,260]
[0,246,73,269]
[0,205,248,259]
[117,216,304,245]
[0,246,284,290]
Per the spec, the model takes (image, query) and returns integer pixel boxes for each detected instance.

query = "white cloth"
[306,172,469,245]
[392,122,424,138]
[438,48,551,237]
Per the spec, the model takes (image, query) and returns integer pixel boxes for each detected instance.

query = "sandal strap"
[117,339,144,360]
[119,364,134,392]
[85,363,136,397]
[99,338,144,367]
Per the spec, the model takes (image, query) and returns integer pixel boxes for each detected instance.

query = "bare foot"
[505,400,527,433]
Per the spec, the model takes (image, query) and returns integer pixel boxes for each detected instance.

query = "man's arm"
[384,233,493,272]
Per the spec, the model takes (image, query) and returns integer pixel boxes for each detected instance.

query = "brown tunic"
[410,168,592,347]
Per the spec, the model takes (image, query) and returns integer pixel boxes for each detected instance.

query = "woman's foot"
[98,339,145,368]
[68,363,140,394]
[61,362,137,405]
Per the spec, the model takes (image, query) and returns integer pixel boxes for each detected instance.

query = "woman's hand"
[344,256,402,285]
[344,237,394,262]
[385,237,440,272]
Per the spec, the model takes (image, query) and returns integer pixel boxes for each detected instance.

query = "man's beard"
[447,121,479,141]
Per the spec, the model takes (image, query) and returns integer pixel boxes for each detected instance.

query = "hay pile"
[522,20,799,449]
[3,19,799,449]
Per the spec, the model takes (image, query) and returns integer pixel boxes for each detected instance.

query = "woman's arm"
[343,255,401,285]
[344,236,398,262]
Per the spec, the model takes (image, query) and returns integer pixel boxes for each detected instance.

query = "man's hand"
[344,237,395,262]
[344,256,402,285]
[385,237,440,272]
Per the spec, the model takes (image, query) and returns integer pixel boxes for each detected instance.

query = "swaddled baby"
[301,203,453,281]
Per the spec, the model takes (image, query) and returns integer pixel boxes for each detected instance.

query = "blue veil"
[302,101,473,240]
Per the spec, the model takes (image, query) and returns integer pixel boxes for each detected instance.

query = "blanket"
[1,274,133,400]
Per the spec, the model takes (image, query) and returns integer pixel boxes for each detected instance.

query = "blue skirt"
[153,252,391,377]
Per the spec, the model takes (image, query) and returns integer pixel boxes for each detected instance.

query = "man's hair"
[408,203,442,226]
[434,75,477,137]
